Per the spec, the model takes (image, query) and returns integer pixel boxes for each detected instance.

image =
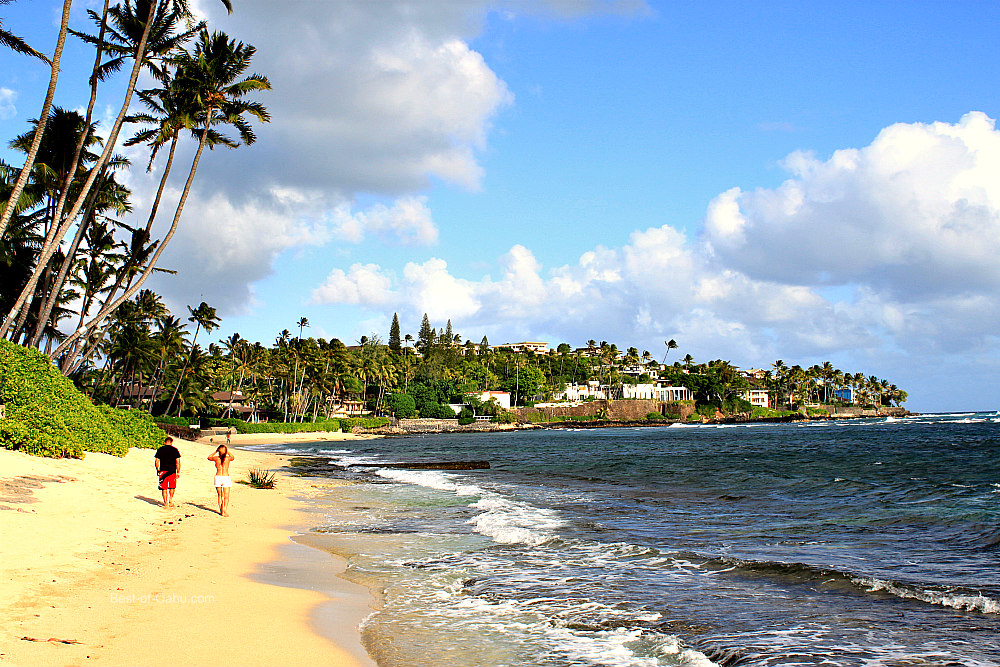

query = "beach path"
[0,439,373,667]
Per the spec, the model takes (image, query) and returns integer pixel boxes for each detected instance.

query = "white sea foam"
[855,577,1000,614]
[376,468,483,496]
[331,454,386,467]
[375,469,567,546]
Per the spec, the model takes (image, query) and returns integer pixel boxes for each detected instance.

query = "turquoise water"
[256,412,1000,666]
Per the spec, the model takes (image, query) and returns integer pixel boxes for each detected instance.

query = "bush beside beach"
[0,340,164,457]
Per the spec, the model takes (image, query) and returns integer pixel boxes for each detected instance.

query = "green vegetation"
[646,411,666,420]
[0,339,163,457]
[236,420,340,434]
[491,411,519,424]
[156,415,195,427]
[749,406,798,419]
[246,468,276,489]
[339,417,390,432]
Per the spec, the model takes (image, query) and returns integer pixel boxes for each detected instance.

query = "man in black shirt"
[154,436,182,507]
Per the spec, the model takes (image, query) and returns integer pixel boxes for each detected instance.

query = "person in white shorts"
[208,444,235,516]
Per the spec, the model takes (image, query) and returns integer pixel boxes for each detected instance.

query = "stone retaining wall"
[362,418,520,435]
[515,399,696,422]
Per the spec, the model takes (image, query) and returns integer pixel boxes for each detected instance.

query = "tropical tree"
[164,301,219,415]
[661,338,678,364]
[0,0,69,241]
[52,28,270,360]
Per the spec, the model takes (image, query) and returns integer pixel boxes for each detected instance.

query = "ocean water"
[253,412,1000,666]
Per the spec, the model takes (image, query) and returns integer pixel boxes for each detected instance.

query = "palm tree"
[52,29,270,359]
[661,339,678,365]
[0,0,50,61]
[0,0,69,242]
[147,313,186,412]
[4,0,233,344]
[297,316,309,340]
[164,301,219,415]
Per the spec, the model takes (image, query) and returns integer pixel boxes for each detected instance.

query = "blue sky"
[3,1,1000,412]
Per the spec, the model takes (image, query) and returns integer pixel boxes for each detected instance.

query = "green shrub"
[418,402,455,419]
[749,406,798,419]
[237,420,340,434]
[100,405,164,449]
[385,393,417,418]
[155,415,195,427]
[457,416,475,425]
[491,411,519,424]
[210,418,247,429]
[646,411,666,420]
[0,340,164,458]
[339,417,390,432]
[246,467,276,489]
[695,402,720,418]
[721,397,753,414]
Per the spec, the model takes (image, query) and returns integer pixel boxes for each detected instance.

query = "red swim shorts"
[158,472,177,490]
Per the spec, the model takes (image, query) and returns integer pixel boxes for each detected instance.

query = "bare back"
[209,452,234,475]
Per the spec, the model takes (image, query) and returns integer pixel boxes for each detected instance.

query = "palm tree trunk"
[0,0,72,241]
[30,171,106,347]
[28,0,112,347]
[165,320,199,416]
[51,104,213,359]
[2,0,156,341]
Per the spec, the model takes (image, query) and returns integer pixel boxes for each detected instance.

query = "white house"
[562,381,608,401]
[738,389,769,408]
[477,390,511,410]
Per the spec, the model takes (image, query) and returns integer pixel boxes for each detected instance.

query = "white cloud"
[703,111,1000,300]
[311,263,394,306]
[0,87,16,120]
[330,196,438,246]
[307,113,1000,364]
[145,186,332,313]
[191,0,513,197]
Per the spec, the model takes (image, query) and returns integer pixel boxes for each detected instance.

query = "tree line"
[0,0,269,378]
[56,300,906,421]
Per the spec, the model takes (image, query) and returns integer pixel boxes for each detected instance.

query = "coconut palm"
[0,0,50,61]
[0,0,69,242]
[164,301,219,415]
[661,338,678,365]
[53,29,270,359]
[3,0,233,342]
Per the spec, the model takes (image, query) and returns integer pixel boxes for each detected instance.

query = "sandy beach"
[0,433,376,667]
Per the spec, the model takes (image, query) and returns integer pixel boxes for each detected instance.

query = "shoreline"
[0,436,376,667]
[356,409,914,437]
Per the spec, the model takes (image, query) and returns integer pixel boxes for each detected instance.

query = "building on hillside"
[563,382,693,402]
[738,388,769,408]
[740,368,768,380]
[325,396,367,417]
[118,383,160,408]
[492,342,549,354]
[562,381,608,401]
[211,391,260,422]
[833,387,855,404]
[621,384,694,401]
[477,390,511,410]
